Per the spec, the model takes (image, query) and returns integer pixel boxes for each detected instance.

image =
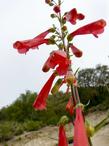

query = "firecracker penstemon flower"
[73,106,90,146]
[58,125,68,146]
[13,0,106,146]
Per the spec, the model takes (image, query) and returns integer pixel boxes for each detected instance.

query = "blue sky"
[0,0,109,108]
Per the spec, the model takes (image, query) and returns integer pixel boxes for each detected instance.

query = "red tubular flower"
[33,72,56,110]
[66,97,74,115]
[42,50,71,75]
[58,125,68,146]
[69,19,106,38]
[64,8,85,25]
[13,29,51,54]
[70,44,83,57]
[73,107,90,146]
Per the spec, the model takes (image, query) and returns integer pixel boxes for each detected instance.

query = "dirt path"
[0,111,109,146]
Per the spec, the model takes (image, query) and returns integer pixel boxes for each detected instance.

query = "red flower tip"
[66,97,74,115]
[58,125,68,146]
[42,64,50,72]
[13,41,29,54]
[53,5,60,13]
[70,19,106,38]
[42,50,71,75]
[70,44,83,57]
[13,29,51,54]
[65,8,85,25]
[33,73,56,110]
[99,19,106,26]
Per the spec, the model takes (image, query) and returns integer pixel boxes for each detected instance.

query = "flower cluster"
[13,0,106,146]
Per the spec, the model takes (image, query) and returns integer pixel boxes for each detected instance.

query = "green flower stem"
[75,87,81,104]
[88,137,93,146]
[57,1,67,52]
[71,83,77,105]
[58,0,61,6]
[71,84,81,105]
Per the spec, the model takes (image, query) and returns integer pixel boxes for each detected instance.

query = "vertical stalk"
[70,84,77,105]
[75,87,80,103]
[88,137,93,146]
[58,0,66,52]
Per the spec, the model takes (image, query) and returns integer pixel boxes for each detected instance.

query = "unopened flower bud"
[51,35,56,39]
[51,78,63,94]
[58,115,69,125]
[75,103,84,110]
[53,5,60,13]
[65,71,76,85]
[48,38,55,45]
[85,121,95,137]
[62,26,67,31]
[45,0,52,4]
[50,14,57,18]
[62,17,66,24]
[49,28,55,32]
[59,43,64,49]
[67,34,73,41]
[49,3,54,6]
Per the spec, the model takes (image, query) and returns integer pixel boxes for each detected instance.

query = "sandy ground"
[0,111,109,146]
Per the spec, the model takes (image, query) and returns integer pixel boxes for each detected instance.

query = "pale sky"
[0,0,109,108]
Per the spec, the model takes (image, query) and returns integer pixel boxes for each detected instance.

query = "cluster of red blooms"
[13,0,106,146]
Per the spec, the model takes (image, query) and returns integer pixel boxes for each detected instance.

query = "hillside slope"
[1,110,109,146]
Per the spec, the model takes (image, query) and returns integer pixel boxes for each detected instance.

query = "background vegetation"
[0,64,109,142]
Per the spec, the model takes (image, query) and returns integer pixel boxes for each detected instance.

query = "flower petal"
[74,107,90,146]
[33,73,56,110]
[13,29,51,54]
[66,97,74,115]
[58,125,68,146]
[34,29,51,39]
[69,19,106,38]
[70,44,83,57]
[42,50,71,75]
[65,8,85,25]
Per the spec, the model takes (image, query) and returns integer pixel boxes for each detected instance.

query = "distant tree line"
[78,64,109,88]
[78,65,109,87]
[78,64,109,108]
